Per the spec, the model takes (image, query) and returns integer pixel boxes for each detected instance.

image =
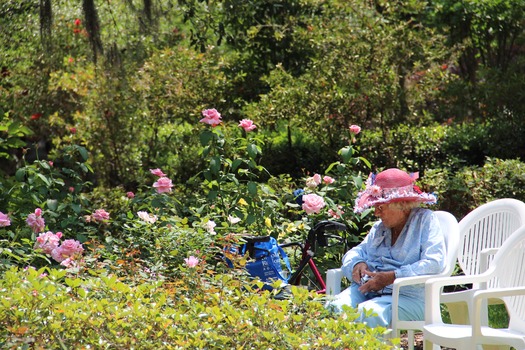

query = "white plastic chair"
[444,198,525,327]
[423,224,525,350]
[325,210,460,350]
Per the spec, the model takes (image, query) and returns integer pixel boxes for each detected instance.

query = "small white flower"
[137,211,158,224]
[206,220,217,235]
[228,215,241,224]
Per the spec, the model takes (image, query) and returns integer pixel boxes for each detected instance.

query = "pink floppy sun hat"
[353,168,437,213]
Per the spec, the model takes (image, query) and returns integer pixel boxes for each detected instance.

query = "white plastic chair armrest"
[424,273,491,323]
[479,247,499,274]
[392,275,439,319]
[439,289,476,304]
[471,287,525,337]
[326,268,343,296]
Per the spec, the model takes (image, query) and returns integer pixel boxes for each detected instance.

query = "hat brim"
[354,192,437,213]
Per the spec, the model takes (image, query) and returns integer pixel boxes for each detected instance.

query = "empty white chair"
[423,224,525,350]
[445,198,525,326]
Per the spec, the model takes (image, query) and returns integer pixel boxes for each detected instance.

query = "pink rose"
[91,209,110,222]
[184,256,199,268]
[302,194,326,215]
[323,176,335,184]
[51,239,83,263]
[153,177,173,193]
[26,209,45,233]
[238,119,257,132]
[34,231,63,255]
[306,174,322,188]
[199,108,222,126]
[126,191,135,198]
[58,239,84,256]
[0,212,10,227]
[149,168,166,177]
[349,125,361,135]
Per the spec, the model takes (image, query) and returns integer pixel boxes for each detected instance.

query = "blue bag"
[240,236,292,283]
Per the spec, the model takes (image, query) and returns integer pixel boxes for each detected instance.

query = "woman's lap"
[325,284,424,328]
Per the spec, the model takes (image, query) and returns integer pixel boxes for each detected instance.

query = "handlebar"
[308,220,348,247]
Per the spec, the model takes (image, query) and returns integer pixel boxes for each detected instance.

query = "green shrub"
[0,266,396,349]
[422,158,525,219]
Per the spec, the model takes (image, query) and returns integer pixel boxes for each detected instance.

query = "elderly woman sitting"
[326,168,446,328]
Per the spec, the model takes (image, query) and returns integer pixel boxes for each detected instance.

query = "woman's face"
[374,203,410,229]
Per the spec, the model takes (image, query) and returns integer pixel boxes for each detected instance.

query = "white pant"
[325,283,424,328]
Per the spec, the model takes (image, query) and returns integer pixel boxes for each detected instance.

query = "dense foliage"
[1,0,525,347]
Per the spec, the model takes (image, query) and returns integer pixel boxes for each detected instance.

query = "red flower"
[74,18,81,26]
[30,113,42,120]
[70,127,77,134]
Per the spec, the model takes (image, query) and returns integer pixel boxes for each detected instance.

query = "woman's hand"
[358,270,396,294]
[351,262,369,284]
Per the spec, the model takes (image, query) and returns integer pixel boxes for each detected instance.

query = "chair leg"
[406,330,414,350]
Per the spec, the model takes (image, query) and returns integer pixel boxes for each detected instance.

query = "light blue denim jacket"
[341,207,445,301]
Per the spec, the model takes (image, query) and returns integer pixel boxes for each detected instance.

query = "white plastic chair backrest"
[434,211,460,276]
[489,224,525,332]
[457,198,525,288]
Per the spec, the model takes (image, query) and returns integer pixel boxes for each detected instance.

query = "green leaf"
[339,146,354,163]
[15,168,26,182]
[47,199,58,211]
[71,203,81,214]
[247,181,257,196]
[199,130,214,146]
[36,173,51,186]
[247,144,258,159]
[210,156,221,175]
[231,158,243,172]
[77,146,89,161]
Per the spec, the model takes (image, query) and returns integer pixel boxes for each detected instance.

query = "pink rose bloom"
[26,209,45,233]
[51,239,83,263]
[199,108,222,126]
[349,125,361,135]
[153,177,173,193]
[238,119,257,132]
[60,257,74,268]
[126,191,135,198]
[149,168,166,177]
[328,206,344,219]
[91,209,110,222]
[323,176,335,184]
[0,212,10,227]
[306,174,322,188]
[51,247,67,262]
[184,256,199,268]
[58,239,84,256]
[35,231,63,254]
[302,193,326,215]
